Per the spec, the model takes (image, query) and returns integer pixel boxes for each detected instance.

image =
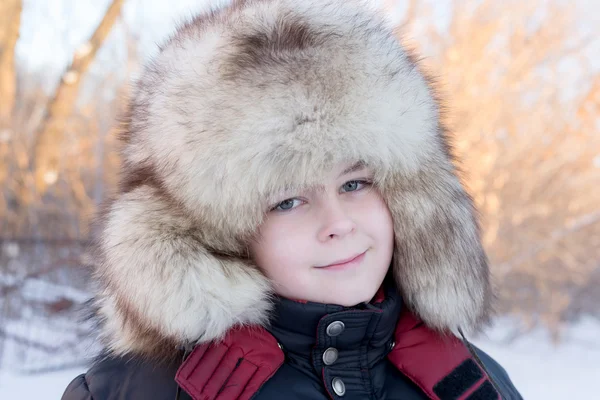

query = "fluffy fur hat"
[91,0,492,360]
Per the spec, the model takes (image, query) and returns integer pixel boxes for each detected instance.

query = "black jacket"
[62,285,521,400]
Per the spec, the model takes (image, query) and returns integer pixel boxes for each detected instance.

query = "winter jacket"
[62,0,521,398]
[63,281,521,400]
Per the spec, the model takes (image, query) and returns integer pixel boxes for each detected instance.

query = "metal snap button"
[332,377,346,396]
[322,347,339,365]
[326,321,345,337]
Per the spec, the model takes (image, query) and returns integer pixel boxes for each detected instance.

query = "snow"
[0,317,598,399]
[472,316,600,399]
[19,278,89,304]
[0,368,84,399]
[1,316,98,374]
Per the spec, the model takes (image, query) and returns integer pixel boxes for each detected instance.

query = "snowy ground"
[472,316,600,399]
[0,317,598,399]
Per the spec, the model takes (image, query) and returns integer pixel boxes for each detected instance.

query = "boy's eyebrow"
[310,162,367,193]
[338,161,366,178]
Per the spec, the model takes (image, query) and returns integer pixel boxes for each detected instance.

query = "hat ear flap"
[94,186,274,358]
[386,167,492,334]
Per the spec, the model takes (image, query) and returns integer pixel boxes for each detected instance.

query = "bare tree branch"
[32,0,126,193]
[498,210,600,272]
[0,0,22,123]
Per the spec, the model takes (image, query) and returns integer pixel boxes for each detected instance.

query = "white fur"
[95,187,272,356]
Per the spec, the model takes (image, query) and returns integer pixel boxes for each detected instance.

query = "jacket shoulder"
[475,346,523,400]
[176,327,284,400]
[62,326,285,400]
[62,374,93,400]
[61,352,184,400]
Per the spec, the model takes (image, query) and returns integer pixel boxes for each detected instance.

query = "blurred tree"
[0,0,22,124]
[32,0,125,194]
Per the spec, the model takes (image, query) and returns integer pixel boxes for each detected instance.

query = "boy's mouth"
[315,250,367,270]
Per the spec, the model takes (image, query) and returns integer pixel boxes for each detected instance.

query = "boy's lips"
[316,250,367,270]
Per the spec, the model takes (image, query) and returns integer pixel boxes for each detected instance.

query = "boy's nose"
[317,202,356,241]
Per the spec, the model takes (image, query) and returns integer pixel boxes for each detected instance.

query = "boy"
[62,0,521,399]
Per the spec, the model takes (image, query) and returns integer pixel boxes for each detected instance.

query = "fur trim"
[92,0,492,360]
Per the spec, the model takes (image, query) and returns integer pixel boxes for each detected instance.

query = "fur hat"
[91,0,492,360]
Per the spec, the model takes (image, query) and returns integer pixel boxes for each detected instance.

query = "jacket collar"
[267,277,401,370]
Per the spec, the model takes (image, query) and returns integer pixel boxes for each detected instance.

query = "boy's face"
[250,162,394,306]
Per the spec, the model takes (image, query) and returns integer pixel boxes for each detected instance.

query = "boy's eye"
[272,198,302,211]
[270,180,371,212]
[341,180,370,193]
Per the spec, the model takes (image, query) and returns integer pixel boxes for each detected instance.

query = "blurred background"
[0,0,598,398]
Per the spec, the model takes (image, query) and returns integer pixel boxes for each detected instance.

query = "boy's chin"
[318,287,379,307]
